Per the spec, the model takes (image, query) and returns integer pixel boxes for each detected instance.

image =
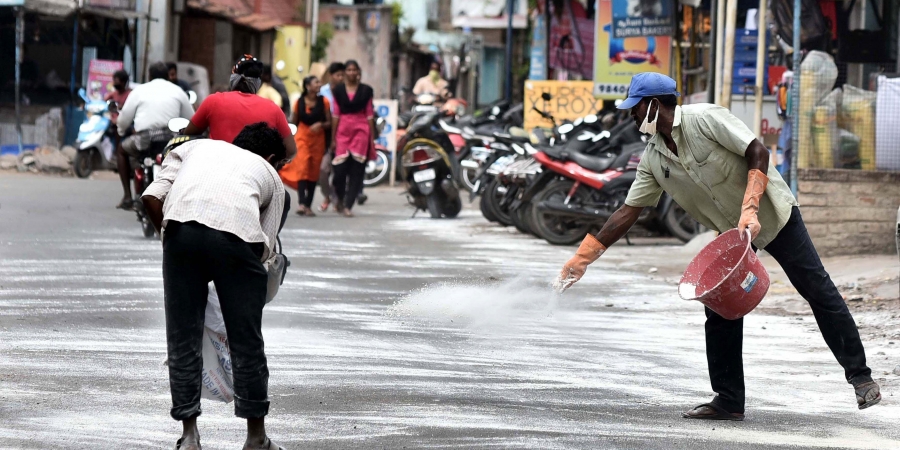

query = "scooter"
[399,110,461,218]
[73,88,117,178]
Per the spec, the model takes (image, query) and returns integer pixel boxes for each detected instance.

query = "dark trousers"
[332,158,365,210]
[706,207,872,413]
[296,180,318,208]
[163,221,270,420]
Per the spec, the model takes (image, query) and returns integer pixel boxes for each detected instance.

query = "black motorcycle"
[399,111,461,218]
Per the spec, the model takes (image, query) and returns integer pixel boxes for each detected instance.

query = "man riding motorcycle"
[116,61,194,209]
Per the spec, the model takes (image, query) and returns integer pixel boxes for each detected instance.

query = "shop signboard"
[611,0,675,38]
[86,59,124,102]
[373,99,398,185]
[593,0,671,99]
[523,80,603,131]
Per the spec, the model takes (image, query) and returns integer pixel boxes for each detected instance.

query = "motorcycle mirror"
[188,90,198,105]
[584,114,598,124]
[288,123,298,136]
[275,60,286,71]
[168,118,190,133]
[541,92,552,101]
[557,123,575,135]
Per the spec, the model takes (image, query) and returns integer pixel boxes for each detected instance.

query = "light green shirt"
[624,104,797,248]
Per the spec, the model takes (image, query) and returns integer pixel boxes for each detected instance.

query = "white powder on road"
[388,277,558,327]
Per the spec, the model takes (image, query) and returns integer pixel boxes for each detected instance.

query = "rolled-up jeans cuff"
[170,402,201,421]
[234,395,270,419]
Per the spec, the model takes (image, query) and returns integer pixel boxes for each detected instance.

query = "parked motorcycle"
[399,111,461,218]
[73,88,117,178]
[364,117,390,187]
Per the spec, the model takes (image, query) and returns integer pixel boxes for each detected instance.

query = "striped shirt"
[143,139,285,262]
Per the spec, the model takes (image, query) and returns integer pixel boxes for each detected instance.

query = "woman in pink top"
[329,60,376,217]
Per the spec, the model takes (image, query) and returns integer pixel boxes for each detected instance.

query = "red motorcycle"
[526,140,647,245]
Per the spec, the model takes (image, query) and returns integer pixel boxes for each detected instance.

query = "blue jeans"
[706,207,873,413]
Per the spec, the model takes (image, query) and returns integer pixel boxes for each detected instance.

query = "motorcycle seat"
[567,151,615,172]
[492,131,530,144]
[544,145,615,172]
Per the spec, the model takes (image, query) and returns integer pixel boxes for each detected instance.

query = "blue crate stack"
[732,29,768,95]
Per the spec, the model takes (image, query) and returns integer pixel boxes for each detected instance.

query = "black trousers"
[707,207,872,413]
[332,158,365,210]
[296,180,318,208]
[163,221,270,420]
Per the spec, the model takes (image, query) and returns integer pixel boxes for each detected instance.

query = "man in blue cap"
[554,72,880,420]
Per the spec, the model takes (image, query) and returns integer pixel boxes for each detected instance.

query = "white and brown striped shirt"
[143,139,285,262]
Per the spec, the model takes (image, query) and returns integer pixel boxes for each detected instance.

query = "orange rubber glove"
[738,169,769,240]
[553,234,607,293]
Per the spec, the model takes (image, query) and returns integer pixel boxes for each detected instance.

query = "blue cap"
[616,73,680,110]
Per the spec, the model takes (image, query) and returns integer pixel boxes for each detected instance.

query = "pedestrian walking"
[555,73,881,420]
[316,62,344,212]
[279,75,331,216]
[329,60,376,218]
[183,54,297,161]
[141,123,289,450]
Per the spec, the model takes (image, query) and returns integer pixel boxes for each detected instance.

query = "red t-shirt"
[189,92,291,143]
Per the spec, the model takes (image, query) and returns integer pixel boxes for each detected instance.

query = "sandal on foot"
[174,437,201,450]
[304,209,317,217]
[265,438,285,450]
[116,199,134,210]
[682,403,744,421]
[317,201,330,212]
[855,381,882,410]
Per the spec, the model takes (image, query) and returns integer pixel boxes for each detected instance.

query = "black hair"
[148,62,169,81]
[234,57,263,78]
[113,70,129,84]
[301,75,318,97]
[262,64,272,76]
[344,60,360,71]
[232,122,287,163]
[654,95,678,108]
[165,61,178,72]
[327,62,346,75]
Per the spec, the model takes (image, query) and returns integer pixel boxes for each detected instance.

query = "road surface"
[0,172,898,449]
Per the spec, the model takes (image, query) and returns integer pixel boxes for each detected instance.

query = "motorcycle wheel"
[484,178,513,226]
[444,196,462,218]
[479,189,498,223]
[529,179,592,246]
[73,150,94,179]
[511,203,532,235]
[456,158,478,193]
[425,192,445,218]
[363,150,390,186]
[664,202,702,243]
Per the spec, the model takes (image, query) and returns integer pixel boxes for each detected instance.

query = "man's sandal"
[682,403,744,421]
[174,437,201,450]
[855,381,882,410]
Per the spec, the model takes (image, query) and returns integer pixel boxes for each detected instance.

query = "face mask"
[639,99,659,136]
[429,70,440,82]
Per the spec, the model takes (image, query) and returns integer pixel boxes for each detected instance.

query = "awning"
[80,6,148,20]
[187,0,287,31]
[23,0,76,17]
[452,14,527,30]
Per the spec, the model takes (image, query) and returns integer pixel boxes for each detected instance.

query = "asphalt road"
[1,172,899,449]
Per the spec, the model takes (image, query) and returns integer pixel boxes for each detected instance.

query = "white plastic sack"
[201,284,234,403]
[876,76,900,171]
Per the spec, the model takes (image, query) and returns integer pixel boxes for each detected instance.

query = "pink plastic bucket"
[678,229,770,320]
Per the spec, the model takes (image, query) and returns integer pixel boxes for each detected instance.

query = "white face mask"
[639,99,659,136]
